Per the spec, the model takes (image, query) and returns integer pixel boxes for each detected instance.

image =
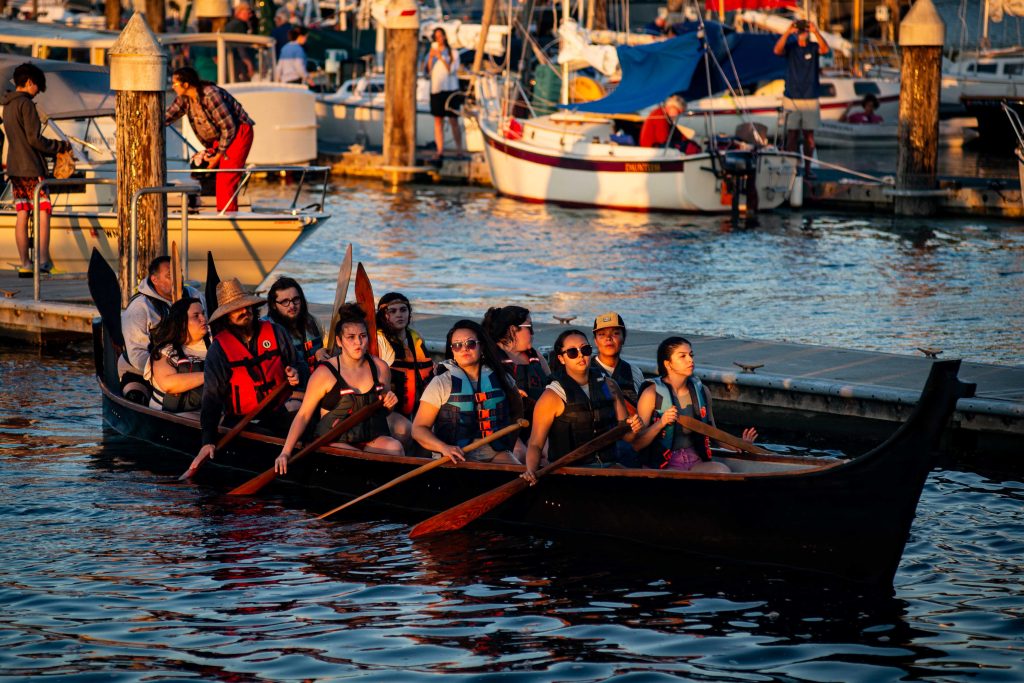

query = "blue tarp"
[571,22,785,114]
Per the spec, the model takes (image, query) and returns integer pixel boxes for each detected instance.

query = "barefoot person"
[521,330,641,484]
[275,304,402,474]
[632,336,758,472]
[412,321,525,464]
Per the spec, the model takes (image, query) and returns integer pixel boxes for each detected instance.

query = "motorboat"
[0,19,317,166]
[0,72,329,287]
[814,117,979,149]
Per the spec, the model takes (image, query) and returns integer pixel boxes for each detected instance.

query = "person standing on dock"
[274,27,312,86]
[773,19,829,178]
[2,63,71,277]
[193,279,306,470]
[119,256,203,405]
[165,67,254,213]
[424,27,464,163]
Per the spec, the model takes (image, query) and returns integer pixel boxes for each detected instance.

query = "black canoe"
[93,320,975,587]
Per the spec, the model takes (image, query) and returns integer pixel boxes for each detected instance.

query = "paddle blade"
[327,244,354,353]
[227,467,278,496]
[204,251,220,313]
[409,477,530,538]
[355,263,378,356]
[676,415,771,456]
[87,248,124,348]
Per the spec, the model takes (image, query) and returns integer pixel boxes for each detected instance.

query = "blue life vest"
[435,362,513,451]
[645,376,712,465]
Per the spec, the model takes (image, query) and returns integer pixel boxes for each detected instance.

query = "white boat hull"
[0,210,323,287]
[480,116,796,213]
[814,118,978,148]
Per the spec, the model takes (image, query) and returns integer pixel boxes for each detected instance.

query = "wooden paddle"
[316,419,529,521]
[676,415,771,456]
[170,241,182,302]
[326,243,353,353]
[87,248,124,349]
[354,263,379,356]
[178,382,291,480]
[227,398,386,496]
[408,421,631,538]
[204,251,220,314]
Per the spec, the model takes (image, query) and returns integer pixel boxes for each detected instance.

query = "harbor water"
[2,174,1023,679]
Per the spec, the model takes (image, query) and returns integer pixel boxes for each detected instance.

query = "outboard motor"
[720,149,759,223]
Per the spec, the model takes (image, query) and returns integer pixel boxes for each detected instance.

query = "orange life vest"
[215,321,289,416]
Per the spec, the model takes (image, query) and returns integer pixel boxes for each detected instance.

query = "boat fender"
[790,171,804,207]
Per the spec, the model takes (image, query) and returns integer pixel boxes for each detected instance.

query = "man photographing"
[773,19,829,178]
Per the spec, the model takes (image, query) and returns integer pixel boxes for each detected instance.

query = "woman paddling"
[631,336,757,472]
[147,297,209,413]
[521,330,641,484]
[483,305,551,411]
[375,292,434,418]
[412,320,525,464]
[275,304,402,474]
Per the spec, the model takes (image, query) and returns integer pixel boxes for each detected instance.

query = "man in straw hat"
[193,278,308,469]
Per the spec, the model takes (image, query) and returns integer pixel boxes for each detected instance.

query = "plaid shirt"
[165,84,254,153]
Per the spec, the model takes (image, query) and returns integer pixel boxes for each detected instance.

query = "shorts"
[661,447,703,472]
[430,90,461,118]
[782,97,821,131]
[11,177,52,213]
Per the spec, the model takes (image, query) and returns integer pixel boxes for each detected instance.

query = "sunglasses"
[561,344,593,359]
[450,339,479,352]
[275,296,302,308]
[517,323,533,331]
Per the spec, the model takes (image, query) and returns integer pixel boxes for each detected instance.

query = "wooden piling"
[383,0,420,183]
[105,0,119,30]
[895,0,945,217]
[145,0,166,33]
[109,14,168,305]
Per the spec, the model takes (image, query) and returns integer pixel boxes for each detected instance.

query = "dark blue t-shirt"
[783,38,821,99]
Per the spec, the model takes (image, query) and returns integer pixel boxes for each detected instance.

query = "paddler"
[375,292,434,418]
[264,276,329,381]
[632,336,757,472]
[482,305,551,428]
[412,321,526,464]
[192,278,306,470]
[591,312,646,467]
[275,304,402,474]
[521,329,641,484]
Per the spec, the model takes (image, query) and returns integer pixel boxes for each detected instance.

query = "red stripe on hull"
[486,135,692,173]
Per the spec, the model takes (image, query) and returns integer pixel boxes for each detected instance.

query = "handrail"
[166,164,330,213]
[129,184,202,290]
[1002,102,1024,148]
[31,177,116,301]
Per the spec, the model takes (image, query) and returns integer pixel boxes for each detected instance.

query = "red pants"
[215,122,253,212]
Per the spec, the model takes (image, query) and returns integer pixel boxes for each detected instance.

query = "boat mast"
[982,0,990,48]
[560,0,570,105]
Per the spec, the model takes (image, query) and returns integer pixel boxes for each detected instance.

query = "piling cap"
[109,13,168,92]
[900,0,945,47]
[194,0,231,19]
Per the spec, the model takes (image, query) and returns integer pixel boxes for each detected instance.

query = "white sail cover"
[419,20,510,56]
[738,10,851,58]
[989,0,1024,22]
[556,19,621,77]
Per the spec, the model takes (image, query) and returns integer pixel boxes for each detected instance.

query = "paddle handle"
[178,381,291,480]
[315,419,529,520]
[408,421,630,538]
[676,415,770,456]
[227,398,386,496]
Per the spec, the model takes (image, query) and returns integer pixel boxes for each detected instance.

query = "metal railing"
[129,184,202,289]
[167,165,331,216]
[31,177,116,300]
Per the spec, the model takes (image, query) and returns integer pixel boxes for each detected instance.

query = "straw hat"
[208,278,265,323]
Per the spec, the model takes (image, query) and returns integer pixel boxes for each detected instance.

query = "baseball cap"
[593,312,626,332]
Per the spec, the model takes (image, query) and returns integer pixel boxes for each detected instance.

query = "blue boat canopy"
[571,22,785,114]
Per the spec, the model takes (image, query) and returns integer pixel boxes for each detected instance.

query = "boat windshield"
[165,40,274,85]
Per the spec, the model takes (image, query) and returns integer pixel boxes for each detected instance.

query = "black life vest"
[215,321,289,416]
[315,357,390,443]
[387,328,433,417]
[501,347,550,403]
[151,342,207,412]
[434,362,514,451]
[548,367,618,463]
[592,356,640,406]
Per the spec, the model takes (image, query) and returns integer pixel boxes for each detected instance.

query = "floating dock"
[2,275,1020,455]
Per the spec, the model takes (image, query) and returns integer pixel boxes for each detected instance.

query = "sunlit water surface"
[1,351,1023,680]
[262,176,1022,366]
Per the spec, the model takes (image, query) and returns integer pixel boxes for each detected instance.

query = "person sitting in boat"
[482,305,552,421]
[639,96,701,154]
[192,278,306,470]
[264,276,328,379]
[840,94,884,124]
[147,297,209,413]
[375,292,434,419]
[274,304,402,474]
[521,330,642,484]
[631,336,757,472]
[118,256,204,405]
[412,321,526,464]
[591,312,646,467]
